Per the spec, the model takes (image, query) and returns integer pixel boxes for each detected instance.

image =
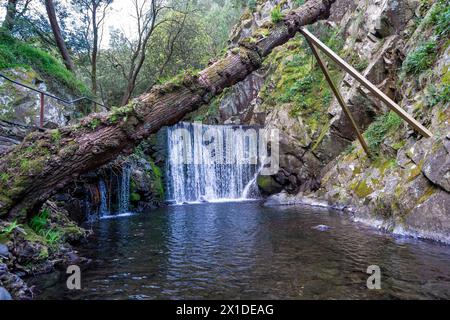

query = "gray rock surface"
[0,286,12,300]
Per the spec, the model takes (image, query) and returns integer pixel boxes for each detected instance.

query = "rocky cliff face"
[0,68,83,128]
[315,0,450,243]
[199,0,450,242]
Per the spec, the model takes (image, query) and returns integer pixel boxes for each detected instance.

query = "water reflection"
[30,202,450,299]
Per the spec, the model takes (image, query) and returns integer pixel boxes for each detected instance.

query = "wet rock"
[11,236,49,265]
[0,120,35,156]
[0,244,9,257]
[264,191,329,208]
[403,191,450,243]
[0,263,32,300]
[422,139,450,192]
[312,225,331,231]
[257,175,283,195]
[0,287,12,300]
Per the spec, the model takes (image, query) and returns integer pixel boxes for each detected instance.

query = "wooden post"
[303,37,371,156]
[299,27,433,139]
[40,92,45,128]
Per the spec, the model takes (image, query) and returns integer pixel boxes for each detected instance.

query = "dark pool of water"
[30,202,450,299]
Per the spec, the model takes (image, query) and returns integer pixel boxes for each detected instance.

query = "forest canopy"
[0,0,255,107]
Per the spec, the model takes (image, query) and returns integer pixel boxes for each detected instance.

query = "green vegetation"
[401,40,437,75]
[425,0,450,38]
[29,208,62,246]
[256,26,345,146]
[271,5,283,23]
[0,31,90,96]
[342,49,369,71]
[425,83,450,107]
[363,111,402,154]
[130,192,141,202]
[0,172,9,184]
[51,129,62,143]
[150,160,165,200]
[0,220,21,236]
[89,118,101,130]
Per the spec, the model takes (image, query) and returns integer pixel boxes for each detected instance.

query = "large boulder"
[257,174,283,195]
[422,138,450,193]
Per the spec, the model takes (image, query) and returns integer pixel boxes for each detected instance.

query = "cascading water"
[99,179,108,217]
[118,164,131,213]
[166,122,261,204]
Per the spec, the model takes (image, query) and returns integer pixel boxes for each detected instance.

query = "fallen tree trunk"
[0,0,335,220]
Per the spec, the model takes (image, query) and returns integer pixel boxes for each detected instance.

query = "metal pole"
[303,36,371,156]
[299,27,433,138]
[40,92,45,128]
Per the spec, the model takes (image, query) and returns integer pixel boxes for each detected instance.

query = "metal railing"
[0,72,108,128]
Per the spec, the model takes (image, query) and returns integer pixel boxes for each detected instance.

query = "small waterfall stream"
[99,179,108,217]
[118,164,131,213]
[97,165,131,217]
[166,122,261,204]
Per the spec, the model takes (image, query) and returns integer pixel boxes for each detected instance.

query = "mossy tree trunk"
[0,0,335,220]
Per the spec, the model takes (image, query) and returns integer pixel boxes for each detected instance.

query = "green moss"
[0,233,9,244]
[149,160,165,200]
[373,157,397,174]
[416,186,437,205]
[51,129,62,143]
[0,31,90,96]
[392,141,406,151]
[260,33,342,137]
[363,112,402,154]
[407,160,424,182]
[354,179,374,198]
[311,122,330,151]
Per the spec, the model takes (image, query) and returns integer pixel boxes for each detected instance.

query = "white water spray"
[166,122,261,204]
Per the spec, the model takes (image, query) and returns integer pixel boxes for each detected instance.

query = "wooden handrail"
[304,36,371,156]
[299,27,433,139]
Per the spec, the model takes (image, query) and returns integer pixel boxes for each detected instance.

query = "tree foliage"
[0,0,245,106]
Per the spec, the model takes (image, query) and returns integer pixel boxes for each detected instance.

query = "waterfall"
[166,122,260,204]
[99,179,108,216]
[118,164,131,213]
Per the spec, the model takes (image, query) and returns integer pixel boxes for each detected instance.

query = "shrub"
[425,84,450,107]
[364,111,402,153]
[401,40,437,75]
[271,5,283,23]
[427,0,450,37]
